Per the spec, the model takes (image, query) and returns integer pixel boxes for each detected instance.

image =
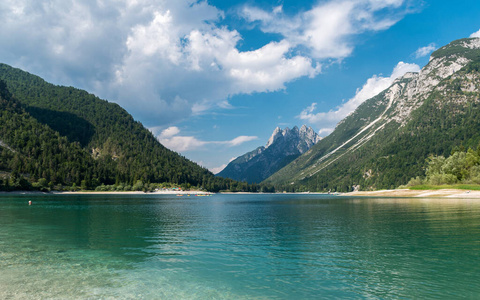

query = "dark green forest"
[0,64,267,192]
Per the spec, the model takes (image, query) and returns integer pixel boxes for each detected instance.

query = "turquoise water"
[1,194,480,299]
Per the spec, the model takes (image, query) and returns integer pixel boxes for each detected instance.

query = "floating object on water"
[28,200,32,205]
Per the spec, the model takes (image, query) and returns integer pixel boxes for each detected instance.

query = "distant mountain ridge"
[265,37,480,192]
[217,125,321,183]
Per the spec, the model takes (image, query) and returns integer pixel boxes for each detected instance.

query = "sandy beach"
[58,190,212,195]
[343,189,480,198]
[0,190,212,196]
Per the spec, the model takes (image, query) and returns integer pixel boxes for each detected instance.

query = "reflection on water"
[1,194,480,299]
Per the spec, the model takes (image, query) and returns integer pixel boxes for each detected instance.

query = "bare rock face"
[217,125,321,183]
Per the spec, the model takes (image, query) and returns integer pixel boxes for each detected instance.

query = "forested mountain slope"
[265,38,480,192]
[0,80,95,189]
[0,64,251,192]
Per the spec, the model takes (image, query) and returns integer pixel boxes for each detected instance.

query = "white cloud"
[160,135,208,152]
[227,136,259,147]
[298,61,420,135]
[210,164,227,175]
[273,5,283,15]
[109,1,321,125]
[159,126,181,138]
[0,0,414,128]
[240,0,410,59]
[209,156,237,174]
[470,29,480,38]
[0,0,126,88]
[157,127,258,152]
[414,43,436,58]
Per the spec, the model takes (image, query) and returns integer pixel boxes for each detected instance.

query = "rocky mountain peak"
[218,125,321,183]
[265,125,321,151]
[266,127,283,148]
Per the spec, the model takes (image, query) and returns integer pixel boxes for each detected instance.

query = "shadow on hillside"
[25,106,95,147]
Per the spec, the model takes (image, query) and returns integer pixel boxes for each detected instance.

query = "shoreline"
[2,189,480,198]
[342,188,480,198]
[57,190,212,195]
[0,190,212,196]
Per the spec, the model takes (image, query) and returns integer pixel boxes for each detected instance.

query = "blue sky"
[1,0,479,173]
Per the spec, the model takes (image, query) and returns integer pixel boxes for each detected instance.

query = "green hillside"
[0,64,256,192]
[0,80,95,190]
[265,38,480,192]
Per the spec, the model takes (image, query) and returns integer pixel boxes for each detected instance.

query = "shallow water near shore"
[1,193,480,299]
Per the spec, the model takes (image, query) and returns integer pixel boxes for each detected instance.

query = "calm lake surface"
[1,193,480,299]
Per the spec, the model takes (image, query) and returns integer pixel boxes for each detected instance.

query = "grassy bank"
[409,184,480,190]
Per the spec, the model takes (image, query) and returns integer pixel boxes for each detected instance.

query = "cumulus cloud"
[157,126,258,153]
[0,0,414,128]
[158,126,181,138]
[471,29,480,38]
[240,0,411,59]
[414,43,436,58]
[0,0,126,88]
[298,61,420,135]
[0,0,320,127]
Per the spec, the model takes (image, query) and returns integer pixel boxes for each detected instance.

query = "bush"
[95,184,107,192]
[427,173,458,185]
[133,180,144,191]
[406,176,424,187]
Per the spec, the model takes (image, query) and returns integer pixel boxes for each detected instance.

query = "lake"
[1,193,479,299]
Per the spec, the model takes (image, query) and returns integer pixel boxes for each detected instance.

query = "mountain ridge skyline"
[217,125,321,183]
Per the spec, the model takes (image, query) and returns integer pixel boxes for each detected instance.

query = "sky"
[1,0,480,173]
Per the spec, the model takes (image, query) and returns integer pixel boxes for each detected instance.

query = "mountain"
[265,37,480,192]
[0,64,254,192]
[217,125,321,183]
[0,80,96,190]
